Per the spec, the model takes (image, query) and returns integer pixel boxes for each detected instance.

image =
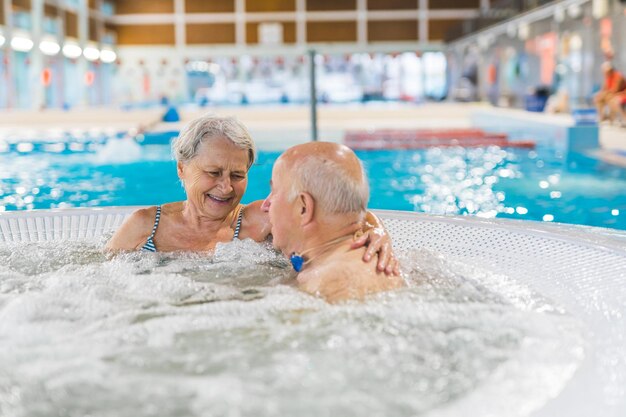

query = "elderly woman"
[106,114,398,274]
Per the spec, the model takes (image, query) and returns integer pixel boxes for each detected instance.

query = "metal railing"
[445,0,556,42]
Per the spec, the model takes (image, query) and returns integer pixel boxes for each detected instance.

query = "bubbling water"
[0,238,583,417]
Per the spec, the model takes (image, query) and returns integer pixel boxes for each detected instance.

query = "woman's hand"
[351,223,400,276]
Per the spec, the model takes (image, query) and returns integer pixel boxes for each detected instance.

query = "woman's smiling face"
[178,136,250,220]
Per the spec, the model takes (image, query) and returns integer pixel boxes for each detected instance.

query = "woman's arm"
[104,207,155,252]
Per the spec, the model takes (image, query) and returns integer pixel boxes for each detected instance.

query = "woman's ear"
[176,161,187,189]
[299,192,315,226]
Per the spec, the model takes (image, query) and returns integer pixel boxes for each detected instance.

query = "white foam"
[93,137,142,164]
[0,239,585,417]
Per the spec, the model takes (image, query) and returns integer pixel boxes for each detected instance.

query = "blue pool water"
[1,135,625,230]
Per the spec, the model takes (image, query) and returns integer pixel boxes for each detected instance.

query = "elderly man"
[261,142,405,303]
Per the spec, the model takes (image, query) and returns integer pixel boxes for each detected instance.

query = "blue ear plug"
[290,253,304,272]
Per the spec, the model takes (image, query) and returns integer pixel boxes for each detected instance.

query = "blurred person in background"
[594,62,625,123]
[608,90,626,128]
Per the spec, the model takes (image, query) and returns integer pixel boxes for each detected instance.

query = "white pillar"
[3,0,14,108]
[174,0,187,101]
[419,0,428,44]
[174,0,185,50]
[59,3,70,108]
[77,0,88,106]
[357,0,367,47]
[30,0,44,110]
[95,0,105,105]
[296,0,306,46]
[235,0,245,48]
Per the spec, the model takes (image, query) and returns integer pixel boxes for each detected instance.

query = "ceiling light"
[11,36,34,52]
[83,45,100,61]
[40,39,61,56]
[100,48,117,63]
[63,42,83,59]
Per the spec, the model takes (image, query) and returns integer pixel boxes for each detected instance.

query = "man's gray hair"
[288,154,369,214]
[172,114,256,168]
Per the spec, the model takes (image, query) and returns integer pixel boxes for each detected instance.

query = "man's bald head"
[277,142,369,215]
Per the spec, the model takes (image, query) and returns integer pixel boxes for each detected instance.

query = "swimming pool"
[1,134,625,229]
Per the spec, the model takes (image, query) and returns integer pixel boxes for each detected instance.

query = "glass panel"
[43,16,60,35]
[423,52,448,100]
[101,32,116,44]
[101,1,115,16]
[13,11,31,30]
[64,0,80,8]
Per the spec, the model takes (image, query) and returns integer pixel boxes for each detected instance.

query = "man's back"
[297,244,405,303]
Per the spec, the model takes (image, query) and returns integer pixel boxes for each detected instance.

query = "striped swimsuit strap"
[233,206,244,240]
[141,205,161,252]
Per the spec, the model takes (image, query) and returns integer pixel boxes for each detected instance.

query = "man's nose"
[261,197,270,212]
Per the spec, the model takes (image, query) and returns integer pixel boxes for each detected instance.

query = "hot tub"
[0,207,624,417]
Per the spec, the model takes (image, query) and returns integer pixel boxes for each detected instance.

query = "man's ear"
[298,192,315,226]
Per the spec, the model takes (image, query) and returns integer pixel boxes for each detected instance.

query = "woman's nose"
[217,176,233,192]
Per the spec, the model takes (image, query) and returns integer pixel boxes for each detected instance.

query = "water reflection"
[1,139,626,230]
[365,146,626,229]
[396,147,516,218]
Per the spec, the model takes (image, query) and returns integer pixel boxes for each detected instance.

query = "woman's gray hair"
[172,114,256,168]
[288,154,369,214]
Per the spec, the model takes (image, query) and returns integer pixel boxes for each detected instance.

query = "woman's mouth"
[206,193,232,204]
